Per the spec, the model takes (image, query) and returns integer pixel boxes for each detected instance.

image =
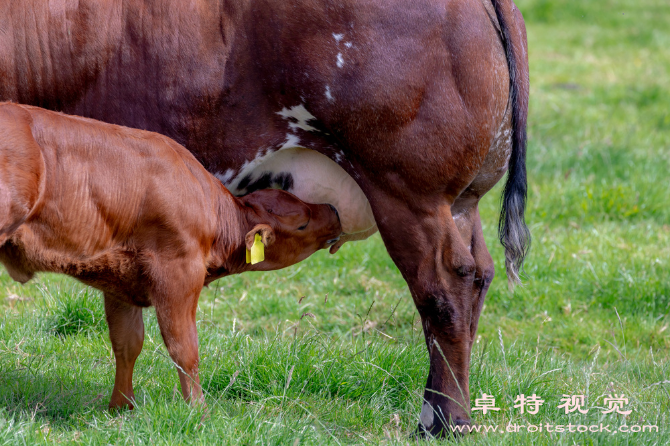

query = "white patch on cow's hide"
[279,133,304,151]
[277,105,319,133]
[215,169,235,186]
[226,146,375,235]
[325,85,334,102]
[336,53,344,68]
[333,33,344,43]
[420,402,434,429]
[225,133,305,193]
[226,149,273,192]
[344,41,352,48]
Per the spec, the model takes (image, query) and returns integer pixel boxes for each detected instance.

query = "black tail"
[491,0,530,286]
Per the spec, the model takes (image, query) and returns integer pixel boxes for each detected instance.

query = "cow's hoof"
[413,418,472,439]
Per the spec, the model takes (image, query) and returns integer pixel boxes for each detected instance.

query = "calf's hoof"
[108,395,135,411]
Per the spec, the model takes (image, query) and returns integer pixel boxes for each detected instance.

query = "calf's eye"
[297,223,308,230]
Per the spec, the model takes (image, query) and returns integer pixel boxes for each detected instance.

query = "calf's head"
[240,189,342,270]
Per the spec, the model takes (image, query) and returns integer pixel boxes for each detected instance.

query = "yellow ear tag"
[246,248,251,264]
[250,233,264,265]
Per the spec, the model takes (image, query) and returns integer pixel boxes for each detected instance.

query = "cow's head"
[240,189,342,270]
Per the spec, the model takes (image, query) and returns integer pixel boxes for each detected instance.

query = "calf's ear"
[245,224,276,250]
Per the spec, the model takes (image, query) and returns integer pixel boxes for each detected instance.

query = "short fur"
[0,0,529,433]
[0,102,342,408]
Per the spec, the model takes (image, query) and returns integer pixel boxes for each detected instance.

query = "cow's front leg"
[152,271,204,405]
[105,294,144,410]
[365,189,480,436]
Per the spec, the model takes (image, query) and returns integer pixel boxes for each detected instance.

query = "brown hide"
[0,102,341,408]
[0,0,529,434]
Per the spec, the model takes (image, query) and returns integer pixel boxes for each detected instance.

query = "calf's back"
[0,103,220,298]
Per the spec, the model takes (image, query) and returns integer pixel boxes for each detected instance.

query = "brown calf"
[0,102,342,409]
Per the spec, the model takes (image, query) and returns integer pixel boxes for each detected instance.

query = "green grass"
[1,0,669,443]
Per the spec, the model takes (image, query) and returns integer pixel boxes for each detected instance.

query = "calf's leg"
[105,295,144,410]
[153,283,204,404]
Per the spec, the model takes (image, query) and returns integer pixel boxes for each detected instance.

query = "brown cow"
[0,102,342,409]
[0,0,530,434]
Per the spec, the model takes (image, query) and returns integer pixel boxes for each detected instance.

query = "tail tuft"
[492,0,531,287]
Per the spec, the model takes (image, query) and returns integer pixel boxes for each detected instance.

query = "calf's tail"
[491,0,531,286]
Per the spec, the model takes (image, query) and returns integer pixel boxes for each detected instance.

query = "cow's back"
[0,0,125,108]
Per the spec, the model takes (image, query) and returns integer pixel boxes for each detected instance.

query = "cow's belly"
[220,148,376,235]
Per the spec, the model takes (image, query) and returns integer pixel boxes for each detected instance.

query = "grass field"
[1,0,669,444]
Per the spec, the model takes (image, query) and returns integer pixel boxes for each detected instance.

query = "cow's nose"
[326,236,340,245]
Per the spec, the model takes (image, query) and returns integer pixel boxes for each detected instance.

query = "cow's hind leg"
[418,199,495,435]
[105,294,144,410]
[452,199,496,343]
[362,188,488,435]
